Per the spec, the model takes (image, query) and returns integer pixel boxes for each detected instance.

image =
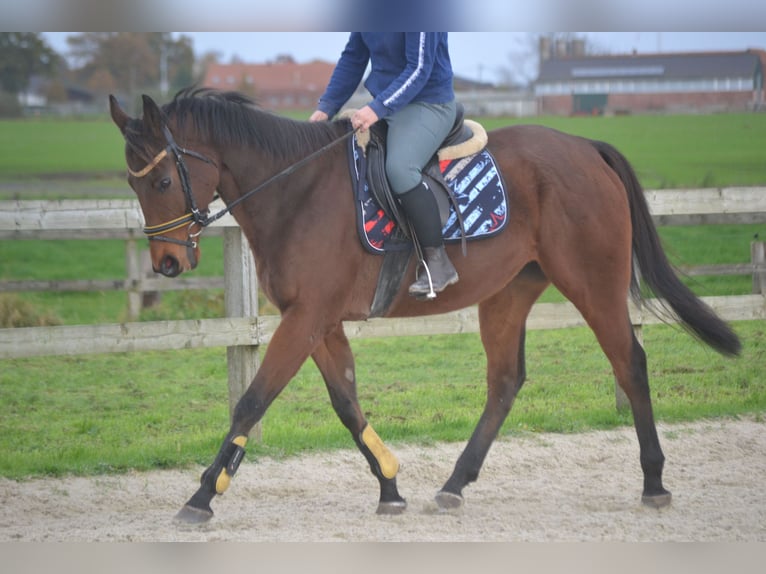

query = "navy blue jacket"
[317,33,455,120]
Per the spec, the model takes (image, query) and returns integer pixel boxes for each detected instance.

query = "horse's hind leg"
[312,324,407,514]
[437,270,548,509]
[560,285,671,508]
[621,327,672,508]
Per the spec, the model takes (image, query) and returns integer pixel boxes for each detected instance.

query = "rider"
[309,32,459,298]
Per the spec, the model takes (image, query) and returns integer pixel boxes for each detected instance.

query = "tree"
[496,34,538,89]
[498,33,600,89]
[44,80,68,104]
[65,33,194,99]
[165,34,195,91]
[196,50,223,84]
[86,68,117,95]
[0,33,58,95]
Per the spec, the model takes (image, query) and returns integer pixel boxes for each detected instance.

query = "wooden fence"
[2,188,766,418]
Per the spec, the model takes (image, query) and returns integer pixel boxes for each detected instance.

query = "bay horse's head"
[109,93,219,277]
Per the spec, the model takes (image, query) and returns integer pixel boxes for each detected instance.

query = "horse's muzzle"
[157,254,182,278]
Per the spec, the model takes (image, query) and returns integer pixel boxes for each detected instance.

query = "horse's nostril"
[160,255,181,277]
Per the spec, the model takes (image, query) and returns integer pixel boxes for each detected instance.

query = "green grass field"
[2,113,766,188]
[483,114,766,189]
[0,119,125,177]
[1,112,765,479]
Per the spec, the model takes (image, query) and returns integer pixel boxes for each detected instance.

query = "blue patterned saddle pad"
[351,139,509,254]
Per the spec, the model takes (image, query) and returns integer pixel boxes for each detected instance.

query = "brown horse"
[109,88,740,524]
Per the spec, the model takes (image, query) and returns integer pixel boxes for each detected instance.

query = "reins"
[202,126,355,228]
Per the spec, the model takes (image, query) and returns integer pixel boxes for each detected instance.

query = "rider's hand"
[351,106,379,133]
[309,110,329,122]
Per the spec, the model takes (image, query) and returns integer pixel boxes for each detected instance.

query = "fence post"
[223,227,261,442]
[139,250,161,308]
[752,241,766,295]
[125,237,141,321]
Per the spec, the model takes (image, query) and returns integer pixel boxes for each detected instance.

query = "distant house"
[202,56,336,110]
[17,76,49,109]
[16,76,96,116]
[534,49,765,115]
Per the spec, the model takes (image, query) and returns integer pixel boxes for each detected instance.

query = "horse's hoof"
[174,504,214,524]
[641,491,672,509]
[435,490,464,510]
[376,500,407,515]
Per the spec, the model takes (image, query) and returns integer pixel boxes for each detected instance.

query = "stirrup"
[417,260,437,300]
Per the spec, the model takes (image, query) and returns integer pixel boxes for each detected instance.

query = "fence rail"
[2,188,766,417]
[2,188,766,304]
[3,187,764,236]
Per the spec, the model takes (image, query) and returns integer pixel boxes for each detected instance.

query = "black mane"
[162,87,347,162]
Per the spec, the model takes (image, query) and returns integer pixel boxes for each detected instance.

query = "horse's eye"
[159,177,172,191]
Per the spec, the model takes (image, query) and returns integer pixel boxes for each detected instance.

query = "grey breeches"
[384,100,457,195]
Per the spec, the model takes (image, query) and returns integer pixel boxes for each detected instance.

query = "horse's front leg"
[312,324,406,514]
[174,312,321,524]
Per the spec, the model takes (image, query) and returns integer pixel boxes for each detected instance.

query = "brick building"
[534,49,765,115]
[202,56,336,111]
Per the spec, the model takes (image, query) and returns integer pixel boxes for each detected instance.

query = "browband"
[128,147,169,178]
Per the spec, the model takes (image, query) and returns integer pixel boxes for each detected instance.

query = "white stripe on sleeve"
[383,33,427,108]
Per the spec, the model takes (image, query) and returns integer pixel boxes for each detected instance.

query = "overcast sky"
[42,31,766,84]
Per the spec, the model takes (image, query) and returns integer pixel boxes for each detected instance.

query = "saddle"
[344,104,507,317]
[349,103,489,251]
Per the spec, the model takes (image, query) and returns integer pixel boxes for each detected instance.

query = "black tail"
[591,139,741,356]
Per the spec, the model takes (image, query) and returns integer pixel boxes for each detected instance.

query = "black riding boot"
[398,181,459,298]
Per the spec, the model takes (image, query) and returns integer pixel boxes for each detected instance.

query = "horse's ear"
[109,94,130,134]
[141,94,165,136]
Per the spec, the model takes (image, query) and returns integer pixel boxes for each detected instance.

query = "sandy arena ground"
[1,417,764,542]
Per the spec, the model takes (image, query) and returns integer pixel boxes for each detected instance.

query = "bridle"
[129,125,216,267]
[129,123,355,264]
